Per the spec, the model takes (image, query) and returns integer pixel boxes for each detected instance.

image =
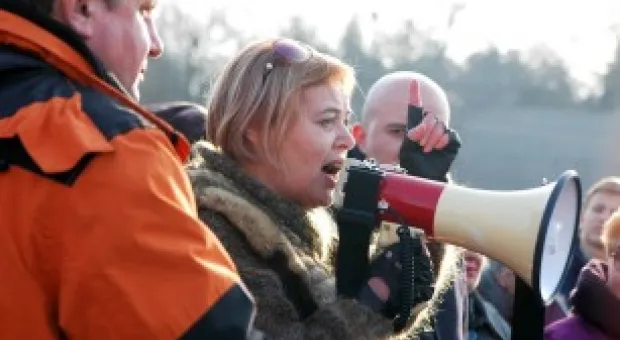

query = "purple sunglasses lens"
[272,39,311,63]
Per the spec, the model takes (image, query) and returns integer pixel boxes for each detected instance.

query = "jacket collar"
[0,5,190,162]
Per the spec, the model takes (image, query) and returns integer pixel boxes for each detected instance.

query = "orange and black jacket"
[0,3,257,340]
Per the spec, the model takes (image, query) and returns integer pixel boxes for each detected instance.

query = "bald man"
[337,71,467,339]
[350,71,460,184]
[351,71,456,170]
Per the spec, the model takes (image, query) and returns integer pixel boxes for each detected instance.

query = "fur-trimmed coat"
[187,142,463,339]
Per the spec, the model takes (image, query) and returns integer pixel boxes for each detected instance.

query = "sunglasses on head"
[262,38,313,84]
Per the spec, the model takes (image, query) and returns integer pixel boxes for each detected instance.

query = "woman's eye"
[319,119,335,127]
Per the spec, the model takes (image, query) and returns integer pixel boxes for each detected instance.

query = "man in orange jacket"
[0,1,258,339]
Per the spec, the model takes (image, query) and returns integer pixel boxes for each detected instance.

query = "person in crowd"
[188,37,465,339]
[463,251,511,340]
[545,210,620,339]
[348,71,468,339]
[477,259,515,325]
[549,177,620,323]
[146,101,208,144]
[351,71,452,165]
[351,71,461,271]
[0,1,258,338]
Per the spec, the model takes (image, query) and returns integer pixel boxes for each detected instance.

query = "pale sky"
[164,0,620,95]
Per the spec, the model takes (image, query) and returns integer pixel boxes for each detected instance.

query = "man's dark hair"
[0,0,120,15]
[146,101,208,145]
[0,0,54,14]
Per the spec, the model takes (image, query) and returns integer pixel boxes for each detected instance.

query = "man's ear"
[351,123,366,148]
[245,126,260,147]
[53,0,95,38]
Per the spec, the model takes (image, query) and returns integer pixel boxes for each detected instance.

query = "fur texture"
[188,142,395,339]
[187,141,464,339]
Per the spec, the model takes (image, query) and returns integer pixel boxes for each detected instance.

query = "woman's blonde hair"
[410,245,466,334]
[206,38,355,167]
[602,210,620,255]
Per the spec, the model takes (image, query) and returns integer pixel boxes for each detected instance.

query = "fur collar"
[187,141,338,307]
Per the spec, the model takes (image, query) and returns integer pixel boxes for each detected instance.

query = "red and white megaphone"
[333,159,581,304]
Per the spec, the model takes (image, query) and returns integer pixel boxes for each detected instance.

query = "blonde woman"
[189,38,455,339]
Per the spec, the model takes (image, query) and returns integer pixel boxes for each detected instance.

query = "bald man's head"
[352,71,451,165]
[361,71,450,127]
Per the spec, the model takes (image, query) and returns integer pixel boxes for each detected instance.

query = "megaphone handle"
[393,223,434,332]
[393,226,415,332]
[335,211,375,298]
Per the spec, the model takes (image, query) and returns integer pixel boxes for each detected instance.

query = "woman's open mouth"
[321,161,343,187]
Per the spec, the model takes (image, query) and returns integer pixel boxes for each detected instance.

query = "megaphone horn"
[334,159,582,303]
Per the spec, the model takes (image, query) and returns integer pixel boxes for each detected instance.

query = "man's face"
[86,0,163,100]
[354,99,407,165]
[354,80,448,165]
[580,191,620,259]
[463,250,483,292]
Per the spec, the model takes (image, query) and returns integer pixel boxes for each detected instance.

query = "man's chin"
[582,238,606,259]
